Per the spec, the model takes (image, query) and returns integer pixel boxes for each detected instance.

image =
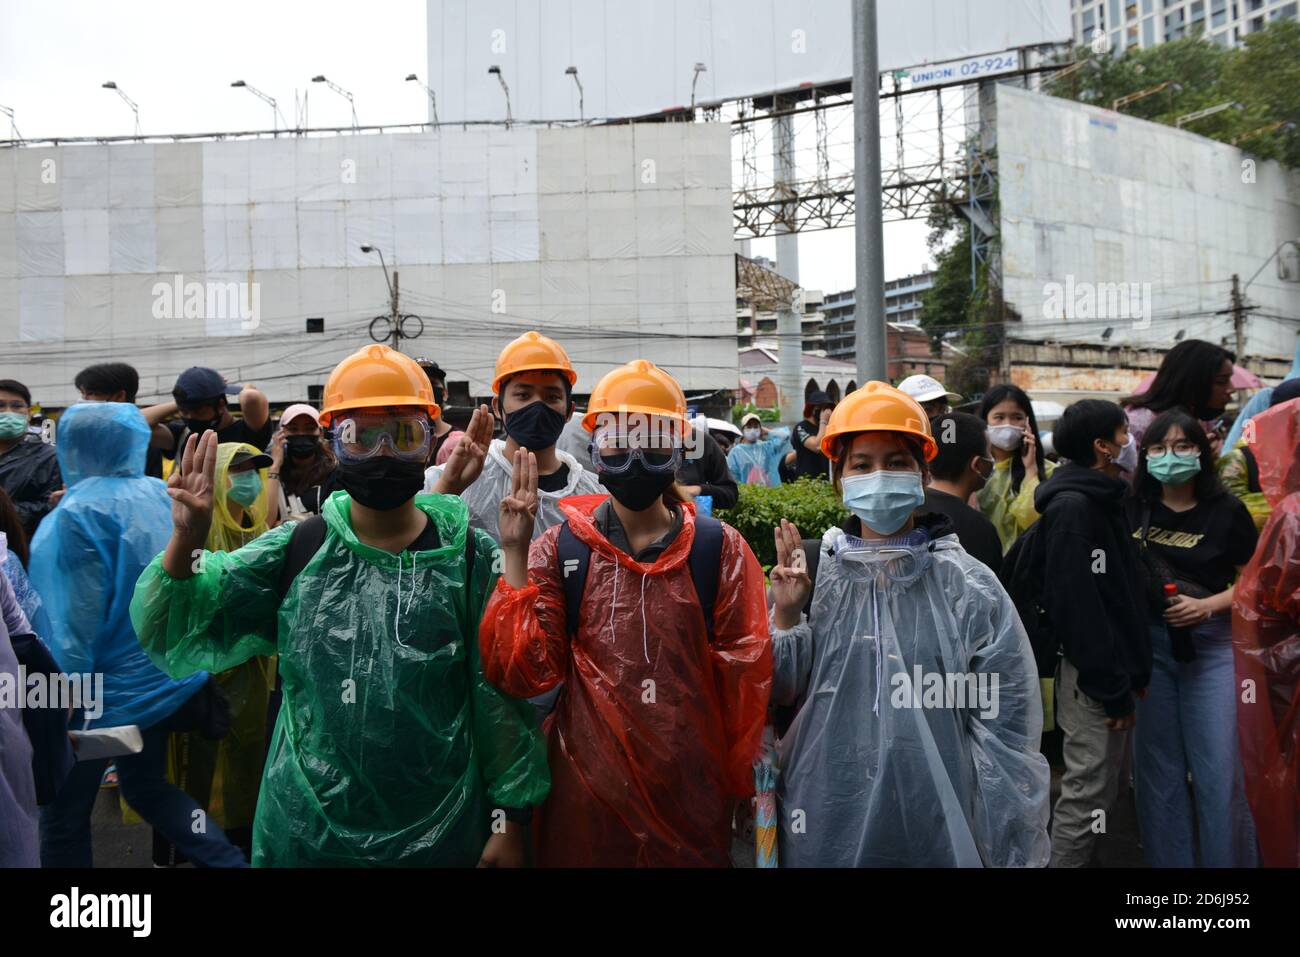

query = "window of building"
[1274,2,1298,19]
[1144,15,1157,41]
[1110,0,1122,25]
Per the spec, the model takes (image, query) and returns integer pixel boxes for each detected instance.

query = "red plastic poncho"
[479,495,772,867]
[1232,398,1300,867]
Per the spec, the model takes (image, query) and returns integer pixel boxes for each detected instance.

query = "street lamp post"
[565,66,584,122]
[311,75,359,130]
[231,80,287,132]
[691,62,708,115]
[488,65,513,127]
[101,82,141,137]
[405,74,439,127]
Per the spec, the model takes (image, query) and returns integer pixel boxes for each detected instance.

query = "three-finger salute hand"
[498,447,538,550]
[770,518,812,629]
[440,404,493,493]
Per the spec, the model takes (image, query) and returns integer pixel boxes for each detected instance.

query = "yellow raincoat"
[977,457,1057,554]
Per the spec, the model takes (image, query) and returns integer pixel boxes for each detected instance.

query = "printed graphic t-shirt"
[1125,494,1258,595]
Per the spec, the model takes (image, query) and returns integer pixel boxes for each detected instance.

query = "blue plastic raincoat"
[28,403,207,730]
[727,428,791,487]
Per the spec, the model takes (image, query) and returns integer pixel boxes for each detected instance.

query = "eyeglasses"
[588,426,682,475]
[1146,442,1199,458]
[331,411,432,462]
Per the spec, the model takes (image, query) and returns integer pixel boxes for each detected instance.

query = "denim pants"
[41,712,248,868]
[1134,617,1259,867]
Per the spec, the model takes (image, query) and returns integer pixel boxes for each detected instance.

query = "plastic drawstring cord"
[607,563,620,643]
[871,581,883,717]
[405,553,417,615]
[640,572,650,664]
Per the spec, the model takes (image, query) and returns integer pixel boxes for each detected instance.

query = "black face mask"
[433,386,446,408]
[183,414,222,436]
[336,456,426,511]
[1195,403,1226,421]
[286,435,319,458]
[599,463,675,512]
[503,401,568,451]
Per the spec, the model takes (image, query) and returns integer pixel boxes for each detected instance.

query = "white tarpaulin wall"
[0,124,736,406]
[427,0,1072,124]
[997,85,1300,358]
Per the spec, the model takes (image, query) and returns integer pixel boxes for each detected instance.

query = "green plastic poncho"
[130,490,550,867]
[977,457,1056,553]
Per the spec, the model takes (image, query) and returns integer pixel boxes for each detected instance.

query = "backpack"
[556,514,725,641]
[998,520,1058,678]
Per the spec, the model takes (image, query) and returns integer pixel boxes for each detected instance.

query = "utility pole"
[1231,273,1245,360]
[853,0,887,384]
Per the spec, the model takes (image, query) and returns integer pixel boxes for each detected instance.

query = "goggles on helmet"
[330,410,432,463]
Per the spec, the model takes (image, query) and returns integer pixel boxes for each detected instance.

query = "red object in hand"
[1163,582,1178,602]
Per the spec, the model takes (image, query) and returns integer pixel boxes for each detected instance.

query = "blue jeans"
[41,713,248,868]
[1134,617,1259,867]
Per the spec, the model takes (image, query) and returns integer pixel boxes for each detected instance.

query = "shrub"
[718,477,848,568]
[731,402,780,425]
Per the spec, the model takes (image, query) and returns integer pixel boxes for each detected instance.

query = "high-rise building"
[1070,0,1296,54]
[821,271,935,362]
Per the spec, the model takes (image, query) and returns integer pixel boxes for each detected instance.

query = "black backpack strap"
[276,514,328,600]
[688,515,725,642]
[557,521,591,639]
[1243,446,1261,494]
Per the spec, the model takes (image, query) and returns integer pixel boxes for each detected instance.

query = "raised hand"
[168,429,217,544]
[1020,429,1038,479]
[498,447,538,551]
[436,404,493,494]
[770,519,813,629]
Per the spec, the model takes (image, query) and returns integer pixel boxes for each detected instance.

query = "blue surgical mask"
[1146,451,1201,486]
[841,470,925,536]
[227,471,262,507]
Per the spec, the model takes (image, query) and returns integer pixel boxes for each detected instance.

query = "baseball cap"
[897,374,962,405]
[228,449,273,471]
[279,403,321,427]
[740,413,763,428]
[173,367,240,405]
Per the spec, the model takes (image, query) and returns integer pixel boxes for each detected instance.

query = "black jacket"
[1034,463,1151,718]
[676,431,738,510]
[0,436,61,536]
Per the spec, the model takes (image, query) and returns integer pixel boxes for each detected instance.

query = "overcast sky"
[0,0,931,295]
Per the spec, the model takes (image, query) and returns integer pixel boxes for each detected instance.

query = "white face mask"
[742,427,761,442]
[1112,433,1138,472]
[987,425,1025,452]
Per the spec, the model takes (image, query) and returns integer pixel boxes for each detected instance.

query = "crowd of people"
[0,332,1296,868]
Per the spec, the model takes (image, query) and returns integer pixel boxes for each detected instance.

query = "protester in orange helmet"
[766,382,1050,866]
[1232,394,1300,866]
[479,359,772,866]
[130,344,549,866]
[428,331,601,542]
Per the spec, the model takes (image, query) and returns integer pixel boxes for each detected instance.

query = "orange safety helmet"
[582,359,690,435]
[318,344,438,426]
[821,380,938,462]
[491,331,579,395]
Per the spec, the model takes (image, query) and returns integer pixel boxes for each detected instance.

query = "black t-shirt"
[407,513,440,551]
[1124,494,1258,595]
[537,463,570,494]
[164,417,274,460]
[921,487,1004,573]
[791,419,829,480]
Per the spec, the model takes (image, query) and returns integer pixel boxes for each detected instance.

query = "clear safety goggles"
[330,411,432,463]
[587,425,682,475]
[835,535,933,585]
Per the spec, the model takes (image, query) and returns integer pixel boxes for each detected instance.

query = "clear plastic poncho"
[130,490,550,866]
[425,438,602,542]
[1232,397,1300,867]
[28,402,208,730]
[726,428,791,487]
[772,522,1050,867]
